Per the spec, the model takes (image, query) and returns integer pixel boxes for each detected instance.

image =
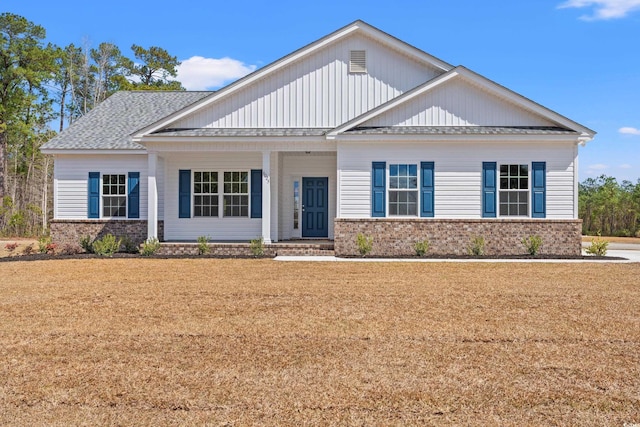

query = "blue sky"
[6,0,640,182]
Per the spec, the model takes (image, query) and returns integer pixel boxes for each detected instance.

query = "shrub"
[120,236,139,254]
[522,235,543,256]
[22,244,34,255]
[585,235,609,256]
[4,242,18,254]
[92,234,122,257]
[140,237,161,256]
[197,235,210,255]
[45,243,58,255]
[80,235,94,253]
[413,239,430,257]
[37,235,52,254]
[356,233,373,256]
[250,237,264,256]
[61,244,81,255]
[468,235,486,256]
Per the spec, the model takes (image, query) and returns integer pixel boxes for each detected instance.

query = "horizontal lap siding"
[164,153,262,241]
[54,155,148,220]
[338,142,575,219]
[171,34,442,129]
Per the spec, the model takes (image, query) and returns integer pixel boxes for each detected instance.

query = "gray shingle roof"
[343,126,579,135]
[153,128,331,137]
[41,91,212,150]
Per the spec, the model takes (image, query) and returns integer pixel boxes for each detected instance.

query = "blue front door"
[302,177,328,238]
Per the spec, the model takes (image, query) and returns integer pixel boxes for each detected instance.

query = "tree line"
[579,175,640,237]
[0,12,184,236]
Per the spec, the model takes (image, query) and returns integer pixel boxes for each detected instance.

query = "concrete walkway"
[276,242,640,263]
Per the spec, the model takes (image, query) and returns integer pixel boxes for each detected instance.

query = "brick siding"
[334,218,582,257]
[50,220,164,250]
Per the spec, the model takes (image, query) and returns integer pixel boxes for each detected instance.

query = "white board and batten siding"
[53,155,153,220]
[338,142,577,219]
[163,152,263,241]
[171,33,443,130]
[361,77,556,128]
[278,153,337,240]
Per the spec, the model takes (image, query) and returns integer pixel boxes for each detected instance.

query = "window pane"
[389,191,398,202]
[520,178,528,189]
[500,165,508,175]
[519,204,528,216]
[500,204,508,215]
[390,177,398,189]
[389,204,398,215]
[520,165,528,176]
[119,175,125,185]
[399,164,407,176]
[500,178,508,189]
[408,191,417,203]
[510,165,518,175]
[408,203,417,216]
[398,204,407,215]
[390,164,398,176]
[409,164,417,177]
[510,178,518,189]
[195,172,201,182]
[409,177,417,189]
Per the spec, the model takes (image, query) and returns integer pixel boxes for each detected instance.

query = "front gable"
[358,73,557,128]
[135,20,453,137]
[169,33,445,129]
[329,67,595,139]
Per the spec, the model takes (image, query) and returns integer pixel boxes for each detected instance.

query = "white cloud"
[619,163,632,169]
[619,126,640,135]
[558,0,640,20]
[177,56,256,90]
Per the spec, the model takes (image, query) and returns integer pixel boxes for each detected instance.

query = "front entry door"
[302,177,328,238]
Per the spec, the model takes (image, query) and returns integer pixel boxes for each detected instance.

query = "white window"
[102,174,126,217]
[499,164,528,216]
[389,164,418,216]
[223,171,249,217]
[194,172,219,217]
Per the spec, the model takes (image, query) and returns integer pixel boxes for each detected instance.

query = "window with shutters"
[102,174,127,217]
[499,164,528,216]
[388,164,418,216]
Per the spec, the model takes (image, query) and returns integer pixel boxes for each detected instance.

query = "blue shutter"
[178,169,191,218]
[482,162,497,218]
[251,169,262,218]
[88,172,100,219]
[420,161,434,217]
[531,162,546,218]
[127,172,140,219]
[371,162,386,217]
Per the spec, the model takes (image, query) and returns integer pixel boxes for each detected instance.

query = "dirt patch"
[0,238,38,258]
[1,260,639,425]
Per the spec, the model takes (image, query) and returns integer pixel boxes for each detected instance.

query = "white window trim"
[497,163,530,218]
[101,173,128,219]
[191,169,252,219]
[387,163,419,218]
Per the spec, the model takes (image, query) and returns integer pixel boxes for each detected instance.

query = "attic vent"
[349,50,367,73]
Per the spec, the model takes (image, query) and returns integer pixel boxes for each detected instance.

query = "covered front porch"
[143,141,337,244]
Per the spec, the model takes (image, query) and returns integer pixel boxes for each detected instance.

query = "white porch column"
[262,151,272,244]
[147,151,158,240]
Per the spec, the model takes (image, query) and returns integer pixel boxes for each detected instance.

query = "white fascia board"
[133,20,454,139]
[454,67,596,139]
[138,135,327,144]
[327,69,460,138]
[333,133,582,143]
[355,22,452,72]
[40,149,147,155]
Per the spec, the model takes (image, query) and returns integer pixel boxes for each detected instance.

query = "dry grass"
[1,259,639,426]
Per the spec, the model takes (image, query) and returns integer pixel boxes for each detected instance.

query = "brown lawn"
[1,259,639,426]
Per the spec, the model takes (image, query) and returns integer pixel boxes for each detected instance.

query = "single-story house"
[42,20,595,256]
